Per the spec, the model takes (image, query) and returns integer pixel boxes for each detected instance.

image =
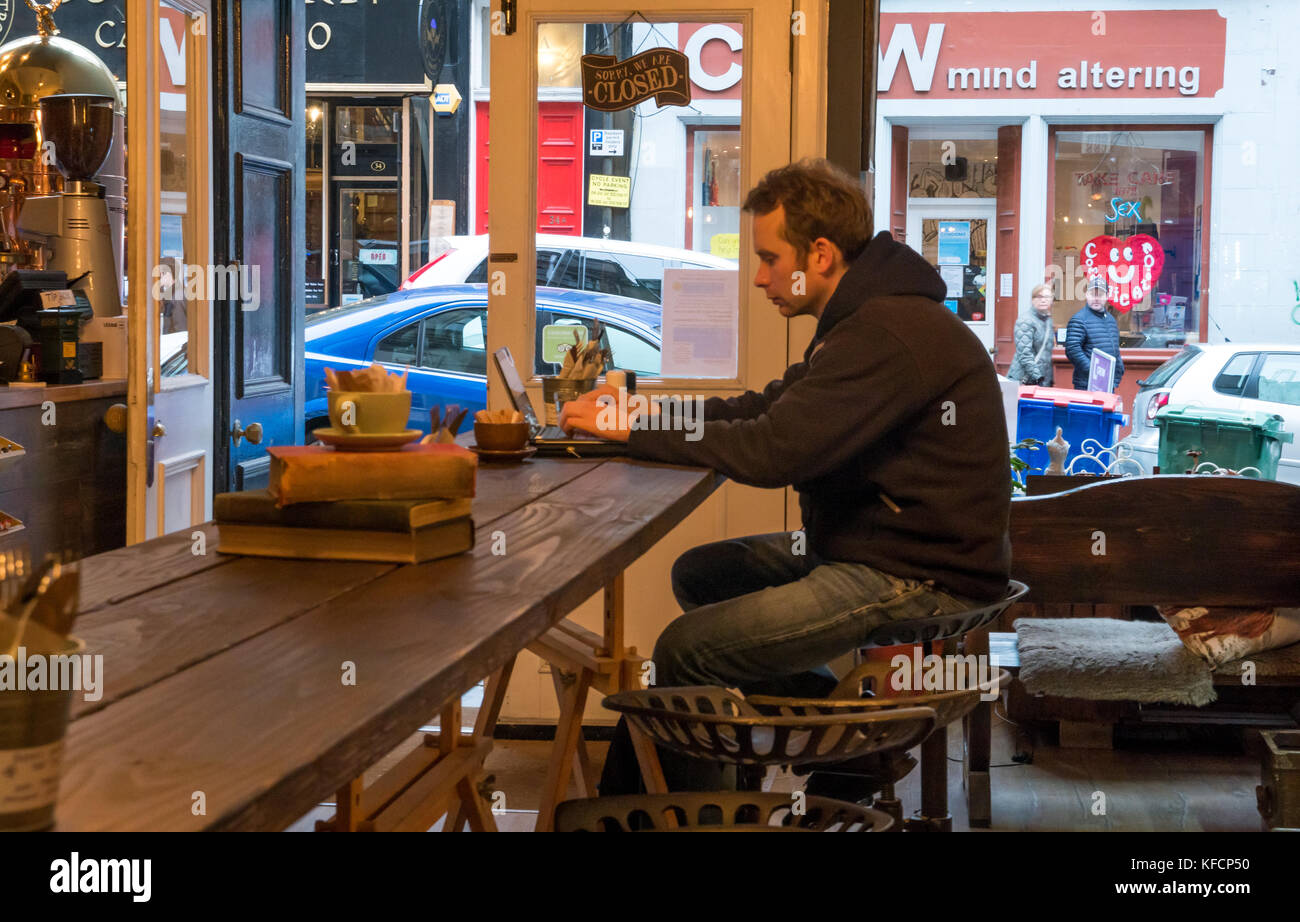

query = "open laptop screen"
[492,346,543,436]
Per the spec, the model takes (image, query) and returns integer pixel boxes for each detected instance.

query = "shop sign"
[709,233,739,260]
[359,248,397,266]
[581,50,691,112]
[1073,169,1179,202]
[589,129,623,157]
[1082,234,1165,312]
[587,174,631,209]
[878,10,1225,100]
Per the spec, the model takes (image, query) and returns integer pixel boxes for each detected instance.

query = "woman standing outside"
[1007,283,1056,386]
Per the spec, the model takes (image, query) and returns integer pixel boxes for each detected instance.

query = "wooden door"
[212,0,306,491]
[486,0,827,723]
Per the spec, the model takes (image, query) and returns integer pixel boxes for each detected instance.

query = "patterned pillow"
[1156,606,1300,668]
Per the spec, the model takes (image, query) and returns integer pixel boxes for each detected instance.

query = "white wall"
[876,0,1300,347]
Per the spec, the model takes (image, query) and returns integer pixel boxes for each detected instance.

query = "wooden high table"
[53,455,723,831]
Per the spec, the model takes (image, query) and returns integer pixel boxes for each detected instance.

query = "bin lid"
[1155,405,1295,442]
[1018,385,1124,413]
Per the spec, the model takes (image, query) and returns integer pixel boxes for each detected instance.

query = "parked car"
[1119,343,1300,483]
[401,234,736,304]
[303,284,663,436]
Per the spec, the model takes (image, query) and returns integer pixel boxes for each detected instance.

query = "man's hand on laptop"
[559,384,644,442]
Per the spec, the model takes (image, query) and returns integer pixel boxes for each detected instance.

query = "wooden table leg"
[315,776,364,832]
[534,666,593,832]
[447,657,515,832]
[456,774,499,832]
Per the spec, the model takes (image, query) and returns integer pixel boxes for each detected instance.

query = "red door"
[475,101,583,236]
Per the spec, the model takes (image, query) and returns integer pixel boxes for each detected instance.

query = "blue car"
[304,284,663,436]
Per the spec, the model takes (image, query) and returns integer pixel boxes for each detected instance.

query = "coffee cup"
[327,390,411,435]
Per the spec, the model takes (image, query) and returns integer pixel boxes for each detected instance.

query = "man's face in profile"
[752,205,817,319]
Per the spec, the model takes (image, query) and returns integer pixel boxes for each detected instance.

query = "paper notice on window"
[660,269,739,378]
[939,265,964,298]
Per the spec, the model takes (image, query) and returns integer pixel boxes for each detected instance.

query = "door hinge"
[501,0,516,36]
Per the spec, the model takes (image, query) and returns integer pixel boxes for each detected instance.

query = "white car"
[1120,343,1300,483]
[401,234,736,304]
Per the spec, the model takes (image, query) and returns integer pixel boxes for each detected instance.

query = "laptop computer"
[492,346,629,456]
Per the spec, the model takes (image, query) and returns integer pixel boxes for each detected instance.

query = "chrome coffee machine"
[15,94,120,318]
[0,9,126,308]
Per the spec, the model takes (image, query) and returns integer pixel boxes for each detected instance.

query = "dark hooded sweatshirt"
[627,231,1012,602]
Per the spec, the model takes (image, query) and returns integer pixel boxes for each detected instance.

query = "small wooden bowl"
[473,421,530,451]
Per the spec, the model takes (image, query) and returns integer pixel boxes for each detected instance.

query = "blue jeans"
[598,533,979,794]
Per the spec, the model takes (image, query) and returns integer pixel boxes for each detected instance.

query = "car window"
[581,255,658,303]
[374,320,421,365]
[1213,352,1258,396]
[1141,346,1200,388]
[550,251,582,290]
[608,253,665,301]
[1255,353,1300,407]
[421,308,487,375]
[536,249,566,285]
[605,324,661,375]
[465,259,489,283]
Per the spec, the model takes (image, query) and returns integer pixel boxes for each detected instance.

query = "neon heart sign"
[1081,234,1165,312]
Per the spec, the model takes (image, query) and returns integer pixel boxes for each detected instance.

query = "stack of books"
[215,443,478,564]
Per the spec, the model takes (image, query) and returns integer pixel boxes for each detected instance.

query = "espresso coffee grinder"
[15,94,120,319]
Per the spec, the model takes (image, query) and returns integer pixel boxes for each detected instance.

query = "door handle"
[104,403,126,434]
[230,420,263,446]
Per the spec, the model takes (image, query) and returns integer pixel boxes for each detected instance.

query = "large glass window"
[1051,128,1207,347]
[534,20,743,380]
[908,138,998,198]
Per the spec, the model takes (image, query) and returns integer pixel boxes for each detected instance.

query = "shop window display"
[1051,129,1206,347]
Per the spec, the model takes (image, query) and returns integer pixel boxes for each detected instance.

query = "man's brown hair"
[742,158,873,263]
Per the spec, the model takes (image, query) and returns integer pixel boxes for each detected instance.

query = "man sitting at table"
[561,159,1012,799]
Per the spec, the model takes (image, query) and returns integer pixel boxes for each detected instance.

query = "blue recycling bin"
[1015,386,1128,475]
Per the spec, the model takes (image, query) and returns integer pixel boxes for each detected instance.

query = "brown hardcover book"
[215,490,472,531]
[216,516,475,564]
[268,443,477,506]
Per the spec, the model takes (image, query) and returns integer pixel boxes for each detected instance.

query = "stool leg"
[964,627,992,828]
[873,782,904,832]
[914,724,952,831]
[909,639,952,832]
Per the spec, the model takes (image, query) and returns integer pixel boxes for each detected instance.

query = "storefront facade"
[304,0,469,308]
[468,1,743,260]
[875,0,1299,427]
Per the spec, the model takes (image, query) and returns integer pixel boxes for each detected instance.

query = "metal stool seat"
[746,667,1012,831]
[601,685,938,767]
[555,791,894,832]
[862,580,1029,648]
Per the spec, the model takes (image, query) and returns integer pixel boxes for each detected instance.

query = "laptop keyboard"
[539,425,597,441]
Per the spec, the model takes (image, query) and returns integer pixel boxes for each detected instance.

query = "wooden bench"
[994,475,1300,746]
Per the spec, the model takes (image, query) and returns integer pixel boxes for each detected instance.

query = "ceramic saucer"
[469,445,538,462]
[312,428,422,451]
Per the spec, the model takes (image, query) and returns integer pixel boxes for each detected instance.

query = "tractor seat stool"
[845,579,1029,830]
[556,791,894,832]
[568,685,939,831]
